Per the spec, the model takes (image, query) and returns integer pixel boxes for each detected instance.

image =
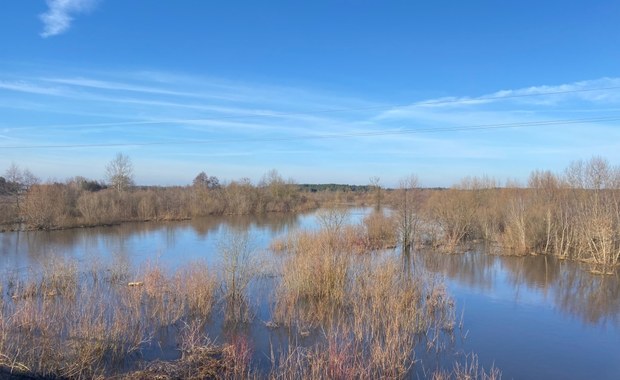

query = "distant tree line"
[4,154,620,271]
[1,155,371,231]
[297,184,372,192]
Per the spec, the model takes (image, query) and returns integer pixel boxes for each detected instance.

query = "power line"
[5,84,620,130]
[2,116,619,149]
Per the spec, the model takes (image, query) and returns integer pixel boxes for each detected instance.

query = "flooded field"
[1,209,619,378]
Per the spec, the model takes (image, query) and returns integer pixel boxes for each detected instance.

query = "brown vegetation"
[380,157,620,272]
[271,218,456,379]
[0,215,481,379]
[5,156,620,271]
[0,256,217,379]
[8,178,327,231]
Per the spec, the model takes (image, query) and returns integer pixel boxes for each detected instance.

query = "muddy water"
[1,209,619,379]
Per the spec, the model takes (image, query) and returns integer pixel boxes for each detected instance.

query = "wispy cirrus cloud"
[376,77,620,121]
[39,0,101,38]
[3,67,620,185]
[0,80,69,96]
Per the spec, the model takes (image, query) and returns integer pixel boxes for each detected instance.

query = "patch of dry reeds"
[431,353,502,380]
[271,222,456,378]
[362,210,397,250]
[0,257,218,379]
[273,228,352,327]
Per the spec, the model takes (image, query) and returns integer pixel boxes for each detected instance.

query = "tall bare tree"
[396,175,422,254]
[3,163,39,216]
[106,153,134,192]
[369,176,382,211]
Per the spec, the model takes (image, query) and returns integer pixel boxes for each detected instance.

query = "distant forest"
[297,184,372,192]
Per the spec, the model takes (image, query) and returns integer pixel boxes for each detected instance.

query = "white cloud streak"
[3,69,620,184]
[376,77,620,120]
[0,80,68,96]
[39,0,100,38]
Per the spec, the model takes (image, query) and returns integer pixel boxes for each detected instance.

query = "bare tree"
[22,169,40,190]
[106,153,134,192]
[369,176,382,211]
[3,163,40,215]
[219,228,256,324]
[396,175,422,254]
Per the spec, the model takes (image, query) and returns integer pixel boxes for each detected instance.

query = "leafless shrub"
[219,229,257,324]
[272,243,455,379]
[395,175,423,253]
[173,261,218,319]
[362,210,397,250]
[427,189,477,252]
[21,184,77,229]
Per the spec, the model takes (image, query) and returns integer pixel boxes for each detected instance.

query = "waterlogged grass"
[0,220,500,379]
[0,256,218,378]
[270,226,457,379]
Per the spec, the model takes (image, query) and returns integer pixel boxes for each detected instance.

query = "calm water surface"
[1,209,619,379]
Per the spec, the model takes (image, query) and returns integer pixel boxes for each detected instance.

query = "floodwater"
[1,209,619,379]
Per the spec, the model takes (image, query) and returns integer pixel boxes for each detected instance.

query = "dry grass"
[362,210,397,250]
[0,257,218,379]
[431,353,502,380]
[122,323,223,380]
[271,222,456,379]
[273,229,352,327]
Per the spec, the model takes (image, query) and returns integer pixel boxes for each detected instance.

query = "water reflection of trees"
[412,248,497,291]
[500,255,619,325]
[1,213,302,273]
[553,267,620,325]
[411,249,620,326]
[500,255,562,290]
[190,213,300,237]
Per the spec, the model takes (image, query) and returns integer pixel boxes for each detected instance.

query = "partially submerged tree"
[396,175,422,254]
[219,228,256,324]
[106,153,134,192]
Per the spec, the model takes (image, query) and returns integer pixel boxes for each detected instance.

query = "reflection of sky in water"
[1,208,619,379]
[0,208,370,274]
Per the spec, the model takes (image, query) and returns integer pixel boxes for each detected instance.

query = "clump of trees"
[0,163,40,225]
[193,171,220,189]
[0,155,326,231]
[388,157,620,272]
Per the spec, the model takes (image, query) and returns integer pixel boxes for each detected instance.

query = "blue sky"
[1,1,620,187]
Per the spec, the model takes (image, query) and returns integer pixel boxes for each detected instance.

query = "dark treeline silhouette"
[298,183,372,192]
